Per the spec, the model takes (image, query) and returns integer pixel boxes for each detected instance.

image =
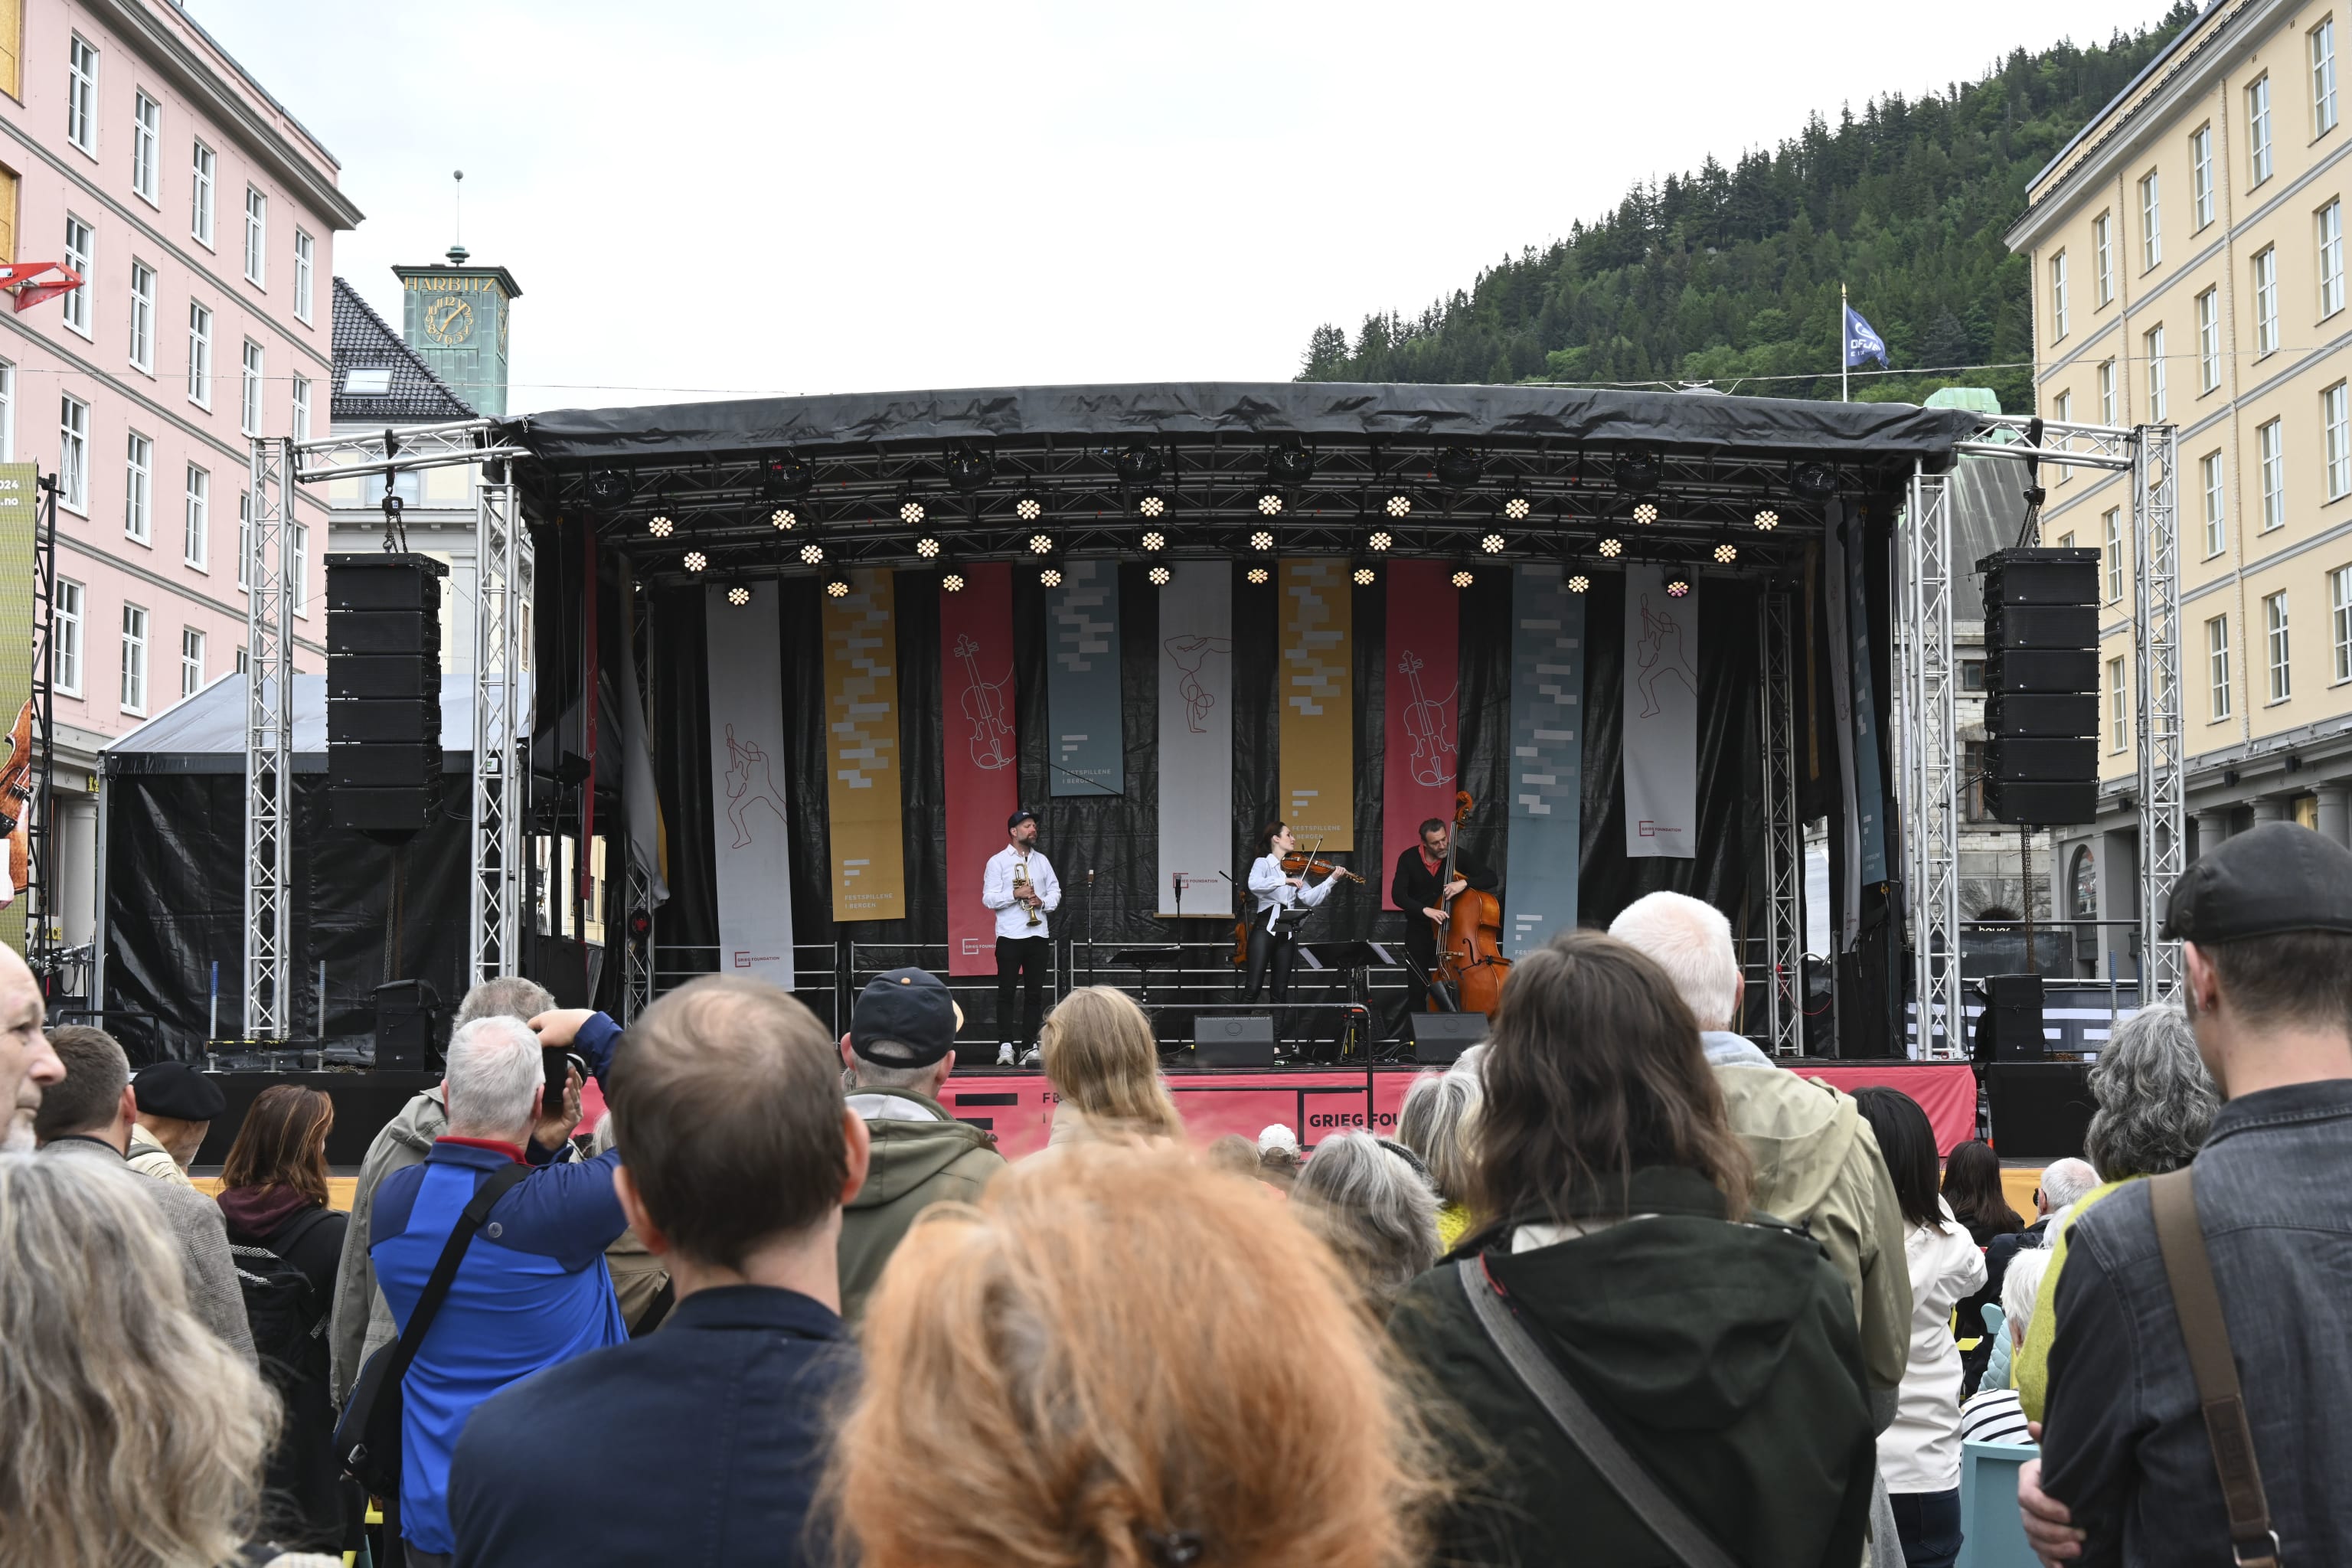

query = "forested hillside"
[1298,3,2200,413]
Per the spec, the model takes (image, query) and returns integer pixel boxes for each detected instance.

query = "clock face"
[424,294,474,345]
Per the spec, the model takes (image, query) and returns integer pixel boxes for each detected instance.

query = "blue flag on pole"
[1844,305,1889,369]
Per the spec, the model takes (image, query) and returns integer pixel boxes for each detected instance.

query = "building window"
[57,394,87,514]
[2099,358,2118,426]
[234,645,248,677]
[291,374,310,439]
[183,463,207,570]
[2093,212,2115,305]
[2260,418,2287,529]
[65,35,97,155]
[179,627,203,701]
[54,580,83,696]
[2265,591,2292,701]
[2053,391,2073,479]
[2325,381,2352,500]
[2105,507,2125,599]
[2331,564,2352,682]
[2145,325,2167,422]
[126,261,155,374]
[293,229,314,323]
[237,489,250,591]
[187,302,211,407]
[288,521,308,616]
[1961,658,1985,691]
[240,341,263,436]
[119,603,147,716]
[2050,250,2069,341]
[2191,125,2215,228]
[2210,614,2233,718]
[242,186,266,287]
[2203,452,2227,555]
[2139,171,2162,270]
[2254,247,2280,355]
[123,430,150,544]
[190,141,214,247]
[2250,76,2275,185]
[2197,286,2221,393]
[1963,739,1988,820]
[131,91,159,204]
[2321,199,2345,318]
[2318,17,2340,136]
[2109,656,2128,751]
[60,216,90,337]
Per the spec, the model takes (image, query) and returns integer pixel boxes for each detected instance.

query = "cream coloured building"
[2008,0,2352,981]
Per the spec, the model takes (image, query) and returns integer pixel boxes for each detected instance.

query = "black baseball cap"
[1008,808,1038,831]
[132,1060,227,1122]
[2160,822,2352,944]
[850,967,959,1068]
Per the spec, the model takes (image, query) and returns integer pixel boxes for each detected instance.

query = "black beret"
[2160,822,2352,944]
[132,1060,227,1122]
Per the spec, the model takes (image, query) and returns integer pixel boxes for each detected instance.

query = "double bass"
[1429,791,1511,1014]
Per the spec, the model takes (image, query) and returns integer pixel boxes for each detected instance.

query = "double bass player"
[1390,816,1498,1019]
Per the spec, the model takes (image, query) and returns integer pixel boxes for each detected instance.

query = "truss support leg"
[243,439,293,1042]
[2134,425,2184,999]
[1900,466,1962,1059]
[470,479,531,988]
[1759,586,1804,1054]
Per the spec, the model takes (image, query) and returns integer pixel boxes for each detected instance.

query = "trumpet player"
[984,808,1062,1067]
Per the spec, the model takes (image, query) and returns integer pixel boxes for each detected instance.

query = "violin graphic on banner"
[1397,648,1458,789]
[952,633,1014,772]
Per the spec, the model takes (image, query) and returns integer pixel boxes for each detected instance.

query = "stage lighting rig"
[1713,541,1739,564]
[1480,532,1508,555]
[915,535,943,560]
[1752,507,1779,531]
[1450,564,1476,590]
[586,469,629,507]
[1139,528,1168,553]
[1246,565,1272,586]
[761,454,815,499]
[1136,492,1168,519]
[1566,573,1592,594]
[1116,443,1161,484]
[1147,563,1174,587]
[1632,501,1660,526]
[822,566,854,599]
[1026,531,1057,556]
[1367,528,1394,553]
[1039,563,1066,589]
[945,446,993,494]
[898,497,928,526]
[1791,462,1838,502]
[1248,528,1277,553]
[1381,492,1412,519]
[724,583,753,608]
[798,541,826,567]
[1615,449,1663,495]
[1266,439,1315,486]
[1351,558,1380,587]
[1435,447,1482,491]
[1014,491,1046,523]
[1665,571,1694,598]
[770,506,799,531]
[1256,488,1285,518]
[941,564,969,593]
[647,514,675,539]
[1501,492,1533,521]
[1598,537,1623,558]
[683,550,708,573]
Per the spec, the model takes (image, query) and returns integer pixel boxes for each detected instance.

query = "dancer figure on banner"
[1396,648,1458,789]
[724,724,786,849]
[1165,633,1233,734]
[952,633,1014,771]
[1634,595,1698,720]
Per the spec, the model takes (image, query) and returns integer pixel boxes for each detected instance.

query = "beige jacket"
[125,1122,194,1187]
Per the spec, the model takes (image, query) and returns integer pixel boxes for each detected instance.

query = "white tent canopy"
[103,673,524,771]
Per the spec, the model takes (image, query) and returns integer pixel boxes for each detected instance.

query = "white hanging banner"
[705,582,794,987]
[1622,564,1699,859]
[1157,566,1234,916]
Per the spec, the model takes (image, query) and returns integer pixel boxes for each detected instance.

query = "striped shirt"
[1960,1388,2035,1447]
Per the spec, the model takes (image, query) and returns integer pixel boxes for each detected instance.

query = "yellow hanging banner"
[1278,557,1354,851]
[820,569,907,922]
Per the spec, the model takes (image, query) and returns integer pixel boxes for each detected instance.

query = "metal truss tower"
[470,475,531,988]
[1897,465,1962,1058]
[1756,586,1804,1054]
[243,439,294,1040]
[2133,426,2184,997]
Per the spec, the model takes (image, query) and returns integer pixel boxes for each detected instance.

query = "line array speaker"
[326,554,447,836]
[1978,547,2100,826]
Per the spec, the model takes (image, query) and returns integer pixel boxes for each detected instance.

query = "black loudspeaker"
[372,978,441,1069]
[1983,648,2100,691]
[1410,1011,1487,1063]
[1978,547,2100,827]
[1985,691,2100,737]
[327,555,448,835]
[1971,973,2047,1063]
[1195,1015,1276,1068]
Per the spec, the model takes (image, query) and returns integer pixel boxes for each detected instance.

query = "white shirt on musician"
[982,845,1063,940]
[1246,854,1338,928]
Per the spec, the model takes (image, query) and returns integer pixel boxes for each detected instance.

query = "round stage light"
[683,550,708,573]
[1014,492,1044,523]
[1351,564,1377,586]
[1040,564,1065,589]
[1266,439,1315,486]
[1137,492,1167,518]
[1503,493,1532,521]
[1367,529,1393,552]
[1256,490,1284,518]
[1481,532,1508,554]
[648,514,674,538]
[799,541,825,565]
[1666,575,1692,598]
[1713,542,1739,564]
[1632,501,1660,525]
[586,469,629,506]
[1148,564,1174,586]
[725,583,752,607]
[824,575,852,599]
[942,568,968,593]
[1598,537,1623,558]
[770,507,797,531]
[915,536,942,559]
[1140,529,1167,552]
[1023,531,1052,556]
[1383,493,1412,519]
[1566,574,1592,594]
[899,498,926,525]
[1249,528,1276,552]
[1753,508,1779,531]
[1246,565,1272,586]
[1451,567,1475,590]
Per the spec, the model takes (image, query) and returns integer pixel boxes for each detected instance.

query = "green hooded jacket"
[838,1088,1005,1324]
[1389,1166,1877,1568]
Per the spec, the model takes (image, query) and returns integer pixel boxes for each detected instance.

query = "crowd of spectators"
[0,819,2346,1566]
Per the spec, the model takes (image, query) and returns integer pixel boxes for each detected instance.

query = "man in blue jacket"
[450,975,869,1566]
[370,1007,627,1566]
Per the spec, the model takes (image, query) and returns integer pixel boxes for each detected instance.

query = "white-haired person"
[1959,1246,2055,1444]
[1394,1054,1483,1249]
[1291,1131,1442,1311]
[0,1152,338,1568]
[367,1010,630,1567]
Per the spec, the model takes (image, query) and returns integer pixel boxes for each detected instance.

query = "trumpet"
[1013,859,1042,926]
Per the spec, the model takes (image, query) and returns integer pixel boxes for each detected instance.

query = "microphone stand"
[1086,869,1097,985]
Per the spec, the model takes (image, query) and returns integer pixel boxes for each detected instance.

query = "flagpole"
[1840,281,1849,403]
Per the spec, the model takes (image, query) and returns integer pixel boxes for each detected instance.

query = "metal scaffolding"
[1897,466,1962,1057]
[469,475,531,988]
[622,593,655,1022]
[2133,426,2184,998]
[1756,586,1804,1054]
[243,438,294,1039]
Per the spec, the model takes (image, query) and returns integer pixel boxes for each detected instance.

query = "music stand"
[1110,946,1185,1008]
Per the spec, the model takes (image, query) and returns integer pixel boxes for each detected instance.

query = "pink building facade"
[0,0,359,949]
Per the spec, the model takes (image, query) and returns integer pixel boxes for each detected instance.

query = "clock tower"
[390,245,521,416]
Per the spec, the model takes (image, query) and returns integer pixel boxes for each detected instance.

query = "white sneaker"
[995,1042,1016,1066]
[1021,1047,1043,1069]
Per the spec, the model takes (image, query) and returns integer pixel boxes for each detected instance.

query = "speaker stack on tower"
[1978,547,2101,825]
[325,554,448,836]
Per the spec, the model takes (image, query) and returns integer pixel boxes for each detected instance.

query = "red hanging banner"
[1382,560,1461,908]
[940,564,1021,975]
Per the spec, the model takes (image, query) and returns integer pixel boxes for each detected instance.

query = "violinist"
[1241,822,1346,1011]
[1390,817,1498,1015]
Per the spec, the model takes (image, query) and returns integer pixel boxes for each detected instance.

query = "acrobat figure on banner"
[1396,648,1458,789]
[1634,595,1698,720]
[724,723,786,850]
[1165,633,1233,734]
[952,632,1014,771]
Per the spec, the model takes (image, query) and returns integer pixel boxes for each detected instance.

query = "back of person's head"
[1292,1132,1441,1311]
[1039,985,1181,1138]
[1852,1087,1946,1232]
[1940,1138,2020,1233]
[452,975,558,1029]
[1396,1066,1482,1206]
[2038,1156,2099,1210]
[442,1015,544,1141]
[2000,1245,2055,1343]
[1606,890,1740,1031]
[218,1083,333,1205]
[831,1143,1436,1568]
[2086,1004,2217,1181]
[31,1026,129,1143]
[607,975,851,1270]
[0,1152,277,1568]
[1204,1134,1259,1180]
[1472,929,1751,1225]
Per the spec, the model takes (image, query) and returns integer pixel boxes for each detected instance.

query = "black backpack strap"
[384,1161,530,1389]
[634,1278,677,1337]
[270,1203,338,1265]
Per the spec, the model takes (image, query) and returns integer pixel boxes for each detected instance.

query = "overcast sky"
[192,0,2171,415]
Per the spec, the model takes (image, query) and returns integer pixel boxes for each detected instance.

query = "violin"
[1280,851,1362,884]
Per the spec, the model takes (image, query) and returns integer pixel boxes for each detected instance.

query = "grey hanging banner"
[705,582,793,988]
[1622,564,1699,859]
[1046,557,1123,797]
[1504,564,1585,957]
[1156,566,1233,916]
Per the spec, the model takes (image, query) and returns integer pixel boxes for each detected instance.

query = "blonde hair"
[831,1144,1439,1568]
[0,1152,279,1568]
[1038,986,1181,1139]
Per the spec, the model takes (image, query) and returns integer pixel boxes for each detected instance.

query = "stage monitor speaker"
[372,978,441,1069]
[1971,973,2047,1063]
[1194,1015,1276,1068]
[328,556,447,837]
[1410,1011,1487,1063]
